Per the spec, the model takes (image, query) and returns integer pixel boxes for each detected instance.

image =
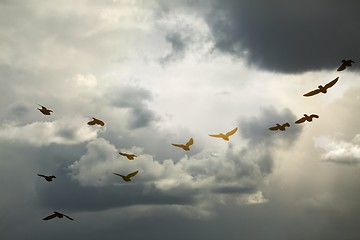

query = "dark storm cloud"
[205,0,360,73]
[109,85,159,129]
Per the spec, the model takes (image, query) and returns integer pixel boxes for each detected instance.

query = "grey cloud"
[109,85,159,129]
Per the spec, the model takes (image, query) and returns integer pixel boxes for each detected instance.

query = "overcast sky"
[1,1,360,239]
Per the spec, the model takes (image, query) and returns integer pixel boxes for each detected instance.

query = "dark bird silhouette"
[87,117,105,126]
[37,174,56,182]
[119,152,137,160]
[37,104,53,115]
[268,122,290,131]
[43,211,73,221]
[171,138,194,151]
[337,59,355,71]
[209,127,238,141]
[303,77,339,97]
[295,114,319,124]
[114,170,139,182]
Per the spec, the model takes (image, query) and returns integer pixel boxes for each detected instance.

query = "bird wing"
[113,173,125,178]
[64,214,74,220]
[37,174,46,178]
[295,117,306,124]
[87,120,96,125]
[95,119,105,126]
[303,89,321,97]
[310,114,319,119]
[225,127,238,137]
[43,213,57,220]
[172,143,184,148]
[185,138,194,147]
[268,126,279,131]
[119,152,129,157]
[337,64,346,71]
[324,77,339,89]
[208,134,223,138]
[127,170,139,178]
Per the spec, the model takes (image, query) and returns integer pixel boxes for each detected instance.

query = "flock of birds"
[268,59,354,131]
[37,59,354,221]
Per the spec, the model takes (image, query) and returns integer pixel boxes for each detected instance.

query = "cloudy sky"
[1,0,360,239]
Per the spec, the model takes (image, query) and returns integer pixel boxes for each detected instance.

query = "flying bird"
[37,174,56,182]
[119,152,137,160]
[209,127,238,141]
[303,77,339,97]
[87,117,105,126]
[268,122,290,131]
[114,170,139,182]
[171,138,194,151]
[37,104,53,115]
[295,114,319,124]
[337,59,355,71]
[43,211,74,221]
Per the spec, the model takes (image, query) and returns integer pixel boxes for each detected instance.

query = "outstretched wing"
[324,77,339,89]
[295,117,306,124]
[87,120,96,125]
[208,134,223,138]
[113,173,125,178]
[43,213,57,220]
[225,127,238,137]
[268,126,279,131]
[64,214,74,220]
[337,63,346,71]
[37,174,46,178]
[119,152,129,157]
[95,119,105,126]
[172,143,184,148]
[310,114,319,119]
[185,138,194,147]
[127,170,139,178]
[303,89,321,97]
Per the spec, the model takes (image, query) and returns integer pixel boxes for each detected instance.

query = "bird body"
[87,117,105,126]
[295,114,319,124]
[43,211,73,221]
[209,127,238,141]
[114,170,139,182]
[37,174,56,182]
[268,122,290,131]
[119,152,137,160]
[337,59,355,71]
[37,104,53,115]
[171,138,194,151]
[303,77,339,97]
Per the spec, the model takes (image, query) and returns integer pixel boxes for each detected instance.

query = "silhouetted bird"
[303,77,339,97]
[209,127,238,141]
[119,152,137,160]
[37,174,56,182]
[87,117,105,126]
[114,170,139,182]
[268,122,290,131]
[337,59,355,71]
[43,211,73,221]
[37,104,53,115]
[295,114,319,124]
[172,138,194,151]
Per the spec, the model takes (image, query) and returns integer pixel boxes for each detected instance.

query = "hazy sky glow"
[1,1,360,239]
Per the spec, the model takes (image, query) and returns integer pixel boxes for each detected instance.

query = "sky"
[1,0,360,239]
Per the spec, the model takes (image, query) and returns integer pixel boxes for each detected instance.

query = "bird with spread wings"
[87,117,105,126]
[43,211,73,221]
[337,59,355,71]
[114,170,139,182]
[171,138,194,151]
[303,77,339,97]
[209,127,238,141]
[37,104,53,115]
[295,114,319,124]
[119,152,137,160]
[268,122,290,131]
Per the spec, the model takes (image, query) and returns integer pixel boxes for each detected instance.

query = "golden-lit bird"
[113,170,139,182]
[209,127,238,141]
[43,211,74,221]
[37,104,53,115]
[268,122,290,131]
[119,152,137,160]
[37,174,56,182]
[171,138,194,151]
[337,59,355,71]
[87,117,105,126]
[295,114,319,124]
[303,77,339,97]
